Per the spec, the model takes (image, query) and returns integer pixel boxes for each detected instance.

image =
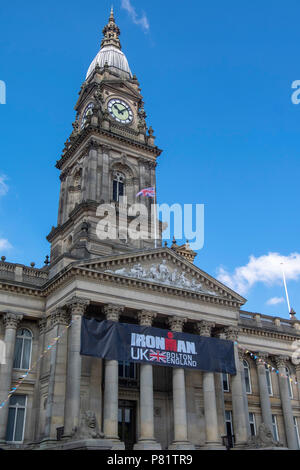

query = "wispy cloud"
[121,0,149,31]
[217,252,300,295]
[0,239,12,251]
[266,296,285,306]
[0,175,8,197]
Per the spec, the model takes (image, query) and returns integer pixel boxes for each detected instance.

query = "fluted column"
[0,312,23,442]
[44,308,70,439]
[225,327,249,447]
[103,304,124,447]
[63,297,89,436]
[275,356,298,449]
[134,310,161,449]
[255,353,273,433]
[197,321,224,448]
[32,318,47,441]
[168,316,194,450]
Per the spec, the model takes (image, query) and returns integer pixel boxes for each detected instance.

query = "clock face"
[108,98,133,124]
[81,102,94,129]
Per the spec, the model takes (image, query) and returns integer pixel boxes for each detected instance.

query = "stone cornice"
[240,325,300,341]
[56,127,162,170]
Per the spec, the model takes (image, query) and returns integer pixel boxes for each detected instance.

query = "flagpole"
[154,184,157,249]
[280,262,291,314]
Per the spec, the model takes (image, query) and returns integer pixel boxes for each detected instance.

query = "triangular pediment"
[74,248,246,306]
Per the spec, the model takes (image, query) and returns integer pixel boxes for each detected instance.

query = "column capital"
[275,355,290,369]
[168,316,186,332]
[196,320,215,337]
[50,308,71,327]
[2,312,23,330]
[103,303,124,322]
[138,310,157,326]
[238,349,247,362]
[38,317,47,335]
[66,297,90,316]
[255,351,269,365]
[224,326,239,342]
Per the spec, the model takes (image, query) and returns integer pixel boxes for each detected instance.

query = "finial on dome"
[110,5,114,21]
[101,6,121,50]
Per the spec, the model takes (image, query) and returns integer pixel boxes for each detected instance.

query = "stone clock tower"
[47,9,162,277]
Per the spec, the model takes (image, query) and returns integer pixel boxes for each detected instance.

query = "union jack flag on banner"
[149,350,167,363]
[136,187,155,198]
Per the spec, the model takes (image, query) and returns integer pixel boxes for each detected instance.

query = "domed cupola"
[86,8,132,80]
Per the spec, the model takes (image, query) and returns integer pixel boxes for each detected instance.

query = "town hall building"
[0,9,300,450]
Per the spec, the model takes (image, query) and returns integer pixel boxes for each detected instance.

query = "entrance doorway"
[118,400,137,450]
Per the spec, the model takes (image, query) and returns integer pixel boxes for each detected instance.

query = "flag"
[136,187,155,197]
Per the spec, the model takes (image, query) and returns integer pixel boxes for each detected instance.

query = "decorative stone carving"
[66,297,90,316]
[105,261,217,295]
[197,320,215,337]
[168,316,186,333]
[50,308,71,327]
[255,352,269,364]
[3,312,23,330]
[246,423,282,448]
[71,410,104,440]
[224,326,239,342]
[103,303,124,322]
[275,355,289,369]
[138,310,156,326]
[38,318,47,335]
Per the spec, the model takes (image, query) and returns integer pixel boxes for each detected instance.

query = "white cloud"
[266,296,285,306]
[217,252,300,295]
[0,239,12,251]
[121,0,149,31]
[0,175,8,197]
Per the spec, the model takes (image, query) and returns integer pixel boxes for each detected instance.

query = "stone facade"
[0,9,300,451]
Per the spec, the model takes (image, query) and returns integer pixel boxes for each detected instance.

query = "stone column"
[32,318,47,441]
[197,321,224,448]
[134,310,161,450]
[225,327,249,447]
[0,312,23,443]
[168,316,194,450]
[63,297,89,436]
[255,352,273,433]
[103,304,124,448]
[275,356,298,449]
[43,308,70,440]
[296,365,300,402]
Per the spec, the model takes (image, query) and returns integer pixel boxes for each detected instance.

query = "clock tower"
[47,8,162,277]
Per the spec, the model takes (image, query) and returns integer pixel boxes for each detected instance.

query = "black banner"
[80,318,236,375]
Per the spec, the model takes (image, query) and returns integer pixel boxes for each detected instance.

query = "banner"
[81,318,236,374]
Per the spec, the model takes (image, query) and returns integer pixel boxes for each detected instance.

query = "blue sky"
[0,0,300,318]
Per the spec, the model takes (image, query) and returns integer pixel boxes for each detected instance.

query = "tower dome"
[86,8,132,79]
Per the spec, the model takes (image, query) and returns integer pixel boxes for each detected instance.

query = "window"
[118,361,136,379]
[265,364,273,395]
[13,329,32,370]
[6,395,26,442]
[225,410,234,447]
[285,367,293,399]
[222,373,229,392]
[243,360,252,394]
[113,172,125,202]
[249,412,256,436]
[272,415,279,441]
[294,417,300,448]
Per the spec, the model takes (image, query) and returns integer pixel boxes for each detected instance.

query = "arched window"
[243,359,252,394]
[13,329,32,370]
[265,364,273,395]
[113,171,125,202]
[285,367,293,399]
